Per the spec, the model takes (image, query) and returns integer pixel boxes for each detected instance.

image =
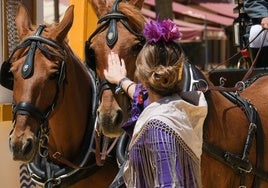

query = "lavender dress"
[128,119,198,188]
[123,84,207,188]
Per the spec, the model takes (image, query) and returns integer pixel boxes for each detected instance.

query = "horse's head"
[5,4,74,162]
[86,0,145,138]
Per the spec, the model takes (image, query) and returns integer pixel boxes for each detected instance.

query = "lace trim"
[135,119,199,164]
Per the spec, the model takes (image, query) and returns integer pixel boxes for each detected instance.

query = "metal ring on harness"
[195,79,208,92]
[235,81,246,93]
[219,77,227,87]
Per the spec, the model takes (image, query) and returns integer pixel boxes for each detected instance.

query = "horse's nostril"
[115,110,123,125]
[22,138,33,155]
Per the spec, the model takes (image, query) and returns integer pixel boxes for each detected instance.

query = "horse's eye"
[49,71,59,80]
[131,42,144,53]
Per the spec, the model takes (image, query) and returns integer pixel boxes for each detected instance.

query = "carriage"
[1,0,268,187]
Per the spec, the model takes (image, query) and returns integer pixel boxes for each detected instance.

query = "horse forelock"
[97,1,144,32]
[119,3,145,33]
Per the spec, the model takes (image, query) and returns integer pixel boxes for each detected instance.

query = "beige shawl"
[124,91,208,187]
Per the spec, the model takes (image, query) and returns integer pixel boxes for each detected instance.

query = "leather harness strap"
[94,130,104,166]
[203,91,266,187]
[51,150,95,170]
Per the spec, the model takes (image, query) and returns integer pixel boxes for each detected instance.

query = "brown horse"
[201,71,268,187]
[85,0,145,138]
[86,1,268,187]
[3,4,118,188]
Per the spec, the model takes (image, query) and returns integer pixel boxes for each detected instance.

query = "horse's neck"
[49,55,92,159]
[204,89,244,141]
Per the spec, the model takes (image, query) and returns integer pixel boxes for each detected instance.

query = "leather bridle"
[10,25,66,134]
[6,25,101,188]
[85,0,145,96]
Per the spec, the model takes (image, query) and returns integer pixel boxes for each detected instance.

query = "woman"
[105,19,207,188]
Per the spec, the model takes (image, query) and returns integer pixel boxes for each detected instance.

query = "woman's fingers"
[110,53,121,65]
[106,51,127,79]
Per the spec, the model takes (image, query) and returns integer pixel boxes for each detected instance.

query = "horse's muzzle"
[9,130,36,162]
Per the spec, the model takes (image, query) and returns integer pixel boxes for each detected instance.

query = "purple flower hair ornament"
[143,19,182,43]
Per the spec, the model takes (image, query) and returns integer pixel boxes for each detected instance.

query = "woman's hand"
[104,52,127,85]
[261,17,268,29]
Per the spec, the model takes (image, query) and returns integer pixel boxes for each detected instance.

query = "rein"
[191,29,268,186]
[197,29,267,94]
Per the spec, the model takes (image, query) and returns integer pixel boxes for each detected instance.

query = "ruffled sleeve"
[121,83,149,137]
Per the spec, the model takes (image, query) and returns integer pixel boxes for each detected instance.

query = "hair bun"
[148,65,179,95]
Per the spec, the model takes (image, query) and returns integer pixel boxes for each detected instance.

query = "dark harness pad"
[0,60,13,90]
[181,61,207,92]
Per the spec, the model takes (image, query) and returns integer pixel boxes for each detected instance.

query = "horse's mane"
[43,23,82,65]
[62,41,83,64]
[118,2,145,33]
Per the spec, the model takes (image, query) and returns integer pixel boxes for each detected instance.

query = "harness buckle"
[52,151,62,159]
[238,164,253,173]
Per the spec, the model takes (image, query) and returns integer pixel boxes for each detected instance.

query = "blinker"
[105,0,121,47]
[0,24,66,90]
[0,60,13,90]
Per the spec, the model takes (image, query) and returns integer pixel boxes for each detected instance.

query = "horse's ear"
[15,3,33,39]
[128,0,144,9]
[90,0,108,18]
[53,5,74,42]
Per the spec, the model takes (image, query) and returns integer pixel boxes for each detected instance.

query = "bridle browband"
[85,0,145,96]
[86,0,144,48]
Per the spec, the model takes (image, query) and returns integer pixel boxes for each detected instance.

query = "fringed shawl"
[124,92,207,188]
